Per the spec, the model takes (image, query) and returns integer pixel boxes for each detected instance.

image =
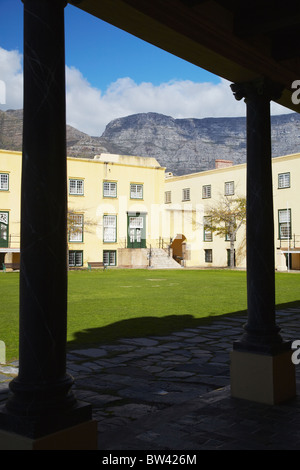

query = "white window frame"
[202,184,211,199]
[225,181,234,196]
[103,215,117,243]
[69,250,83,267]
[204,249,213,263]
[130,183,143,199]
[69,214,84,242]
[103,181,117,198]
[0,212,9,225]
[203,216,213,242]
[278,172,290,189]
[69,179,84,195]
[165,190,171,204]
[129,216,143,229]
[278,209,291,239]
[103,250,116,266]
[0,173,9,191]
[182,188,190,201]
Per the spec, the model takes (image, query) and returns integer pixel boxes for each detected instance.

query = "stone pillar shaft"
[231,78,288,354]
[230,78,296,405]
[0,0,93,440]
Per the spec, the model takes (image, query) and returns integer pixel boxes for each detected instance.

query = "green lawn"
[1,269,300,362]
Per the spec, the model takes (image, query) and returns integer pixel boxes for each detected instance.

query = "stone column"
[0,0,97,449]
[230,78,296,404]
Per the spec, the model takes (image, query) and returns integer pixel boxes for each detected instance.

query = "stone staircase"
[149,248,182,269]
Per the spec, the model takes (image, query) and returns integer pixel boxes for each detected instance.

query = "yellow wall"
[0,150,165,268]
[0,150,21,254]
[272,153,300,271]
[165,153,300,270]
[165,162,247,267]
[1,148,300,271]
[67,154,165,266]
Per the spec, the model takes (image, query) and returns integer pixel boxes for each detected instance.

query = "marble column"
[230,78,296,404]
[0,0,96,448]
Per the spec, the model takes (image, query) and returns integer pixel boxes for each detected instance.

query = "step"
[149,248,182,269]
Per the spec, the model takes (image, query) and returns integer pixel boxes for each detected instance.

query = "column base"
[0,399,94,440]
[0,419,98,450]
[230,349,296,405]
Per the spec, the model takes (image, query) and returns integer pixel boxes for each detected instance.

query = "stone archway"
[170,234,186,265]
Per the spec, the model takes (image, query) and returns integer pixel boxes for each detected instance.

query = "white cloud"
[57,68,295,136]
[0,47,23,109]
[66,70,249,135]
[0,46,291,136]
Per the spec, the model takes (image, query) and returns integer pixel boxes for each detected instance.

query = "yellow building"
[0,150,21,268]
[0,149,169,270]
[165,154,300,271]
[1,148,300,271]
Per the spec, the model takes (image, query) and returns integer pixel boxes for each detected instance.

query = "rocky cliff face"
[0,109,118,158]
[1,109,300,175]
[101,112,300,175]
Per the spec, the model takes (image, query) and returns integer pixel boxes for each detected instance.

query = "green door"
[127,213,146,248]
[0,212,8,248]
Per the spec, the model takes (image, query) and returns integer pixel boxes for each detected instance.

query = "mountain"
[1,109,300,175]
[0,109,120,158]
[101,112,300,175]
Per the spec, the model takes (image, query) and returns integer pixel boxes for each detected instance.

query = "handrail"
[279,234,300,249]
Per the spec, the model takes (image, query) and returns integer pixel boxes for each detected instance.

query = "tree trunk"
[230,235,235,268]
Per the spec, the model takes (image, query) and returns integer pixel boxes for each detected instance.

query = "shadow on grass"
[67,300,300,350]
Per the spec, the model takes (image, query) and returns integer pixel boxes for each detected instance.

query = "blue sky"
[0,0,289,136]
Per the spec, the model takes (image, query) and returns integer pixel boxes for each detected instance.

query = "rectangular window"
[69,214,83,242]
[103,250,116,266]
[165,190,171,204]
[130,183,143,199]
[202,184,211,199]
[203,216,213,242]
[103,215,117,242]
[225,219,236,241]
[69,179,84,195]
[278,209,291,239]
[103,181,117,197]
[205,249,213,263]
[182,188,190,201]
[225,181,234,196]
[278,172,290,189]
[0,174,9,191]
[129,216,143,229]
[69,250,83,267]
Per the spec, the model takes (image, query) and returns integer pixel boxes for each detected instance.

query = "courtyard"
[1,268,299,363]
[0,270,300,449]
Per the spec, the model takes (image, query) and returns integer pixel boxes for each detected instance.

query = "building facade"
[0,150,21,268]
[1,148,300,271]
[165,154,300,271]
[0,150,166,270]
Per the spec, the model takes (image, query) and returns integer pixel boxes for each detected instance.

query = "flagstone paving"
[1,307,300,450]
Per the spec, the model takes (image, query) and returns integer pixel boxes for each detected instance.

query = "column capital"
[231,77,283,103]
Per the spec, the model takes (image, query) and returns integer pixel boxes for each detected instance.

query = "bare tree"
[204,195,246,268]
[67,208,97,240]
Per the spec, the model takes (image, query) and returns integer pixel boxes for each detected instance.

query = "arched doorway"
[170,234,186,266]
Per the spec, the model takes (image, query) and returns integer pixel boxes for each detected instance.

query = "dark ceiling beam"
[234,15,300,38]
[233,2,300,38]
[179,0,207,6]
[271,29,300,61]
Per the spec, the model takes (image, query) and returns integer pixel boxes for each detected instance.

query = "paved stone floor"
[1,307,300,450]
